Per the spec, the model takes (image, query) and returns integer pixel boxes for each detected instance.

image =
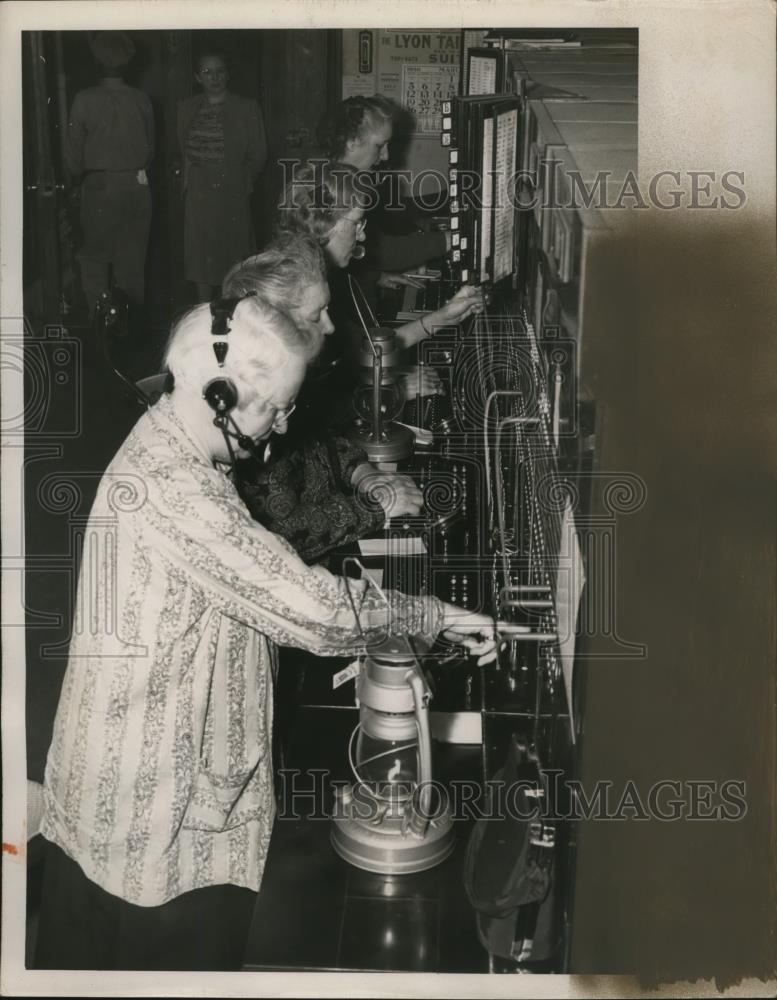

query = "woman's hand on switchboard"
[377,271,426,290]
[395,286,482,350]
[439,605,498,665]
[353,467,424,521]
[431,285,484,328]
[400,364,442,400]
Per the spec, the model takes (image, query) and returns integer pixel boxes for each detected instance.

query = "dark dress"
[178,92,267,286]
[234,435,384,564]
[233,272,388,562]
[289,268,371,439]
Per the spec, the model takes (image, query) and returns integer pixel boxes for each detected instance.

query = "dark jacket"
[177,92,267,194]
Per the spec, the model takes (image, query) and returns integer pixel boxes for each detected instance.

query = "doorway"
[22,28,341,325]
[256,29,342,248]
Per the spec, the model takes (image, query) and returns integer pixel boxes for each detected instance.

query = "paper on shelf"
[395,422,434,447]
[361,567,384,589]
[358,536,427,557]
[556,499,586,743]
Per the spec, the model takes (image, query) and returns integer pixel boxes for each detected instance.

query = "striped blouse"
[41,393,442,906]
[184,101,225,164]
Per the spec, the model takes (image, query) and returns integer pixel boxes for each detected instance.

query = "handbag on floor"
[463,734,560,964]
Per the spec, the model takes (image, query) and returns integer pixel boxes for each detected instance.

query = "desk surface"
[242,706,490,973]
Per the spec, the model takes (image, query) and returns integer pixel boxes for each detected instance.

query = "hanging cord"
[211,409,267,466]
[347,275,383,444]
[347,273,380,359]
[494,415,542,600]
[94,294,152,408]
[343,557,432,666]
[341,554,401,648]
[343,555,392,610]
[342,565,369,645]
[347,272,379,327]
[482,389,522,530]
[213,412,239,467]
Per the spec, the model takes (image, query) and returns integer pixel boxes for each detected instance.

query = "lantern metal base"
[346,421,415,464]
[331,790,455,875]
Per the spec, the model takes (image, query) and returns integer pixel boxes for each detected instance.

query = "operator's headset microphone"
[202,295,268,466]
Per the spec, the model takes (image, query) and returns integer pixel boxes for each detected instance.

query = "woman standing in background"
[178,49,267,301]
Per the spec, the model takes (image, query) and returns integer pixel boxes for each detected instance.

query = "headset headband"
[203,293,264,464]
[209,292,258,363]
[210,296,242,366]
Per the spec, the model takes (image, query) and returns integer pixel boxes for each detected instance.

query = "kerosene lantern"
[331,633,455,874]
[346,277,414,463]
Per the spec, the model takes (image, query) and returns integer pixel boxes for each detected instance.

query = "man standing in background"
[65,31,154,323]
[178,48,267,302]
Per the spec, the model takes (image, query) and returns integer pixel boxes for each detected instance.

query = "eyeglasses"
[199,68,227,77]
[259,397,297,430]
[342,216,367,234]
[250,393,297,429]
[270,401,297,428]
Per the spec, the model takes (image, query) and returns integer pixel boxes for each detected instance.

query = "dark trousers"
[33,840,256,971]
[78,171,152,312]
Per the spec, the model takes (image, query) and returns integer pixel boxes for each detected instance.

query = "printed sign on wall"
[401,63,459,135]
[343,29,462,135]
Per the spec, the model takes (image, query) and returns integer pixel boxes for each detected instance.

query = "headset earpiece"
[204,294,264,465]
[204,298,244,409]
[203,378,239,414]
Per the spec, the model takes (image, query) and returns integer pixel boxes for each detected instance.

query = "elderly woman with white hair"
[34,295,496,972]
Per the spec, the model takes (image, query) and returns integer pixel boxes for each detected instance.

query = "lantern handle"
[406,634,433,701]
[407,670,434,838]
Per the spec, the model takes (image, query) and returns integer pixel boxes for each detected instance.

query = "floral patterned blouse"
[234,435,385,564]
[41,393,442,906]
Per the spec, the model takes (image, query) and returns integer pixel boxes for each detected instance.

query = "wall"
[341,28,486,198]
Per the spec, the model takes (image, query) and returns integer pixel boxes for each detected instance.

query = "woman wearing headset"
[34,294,497,972]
